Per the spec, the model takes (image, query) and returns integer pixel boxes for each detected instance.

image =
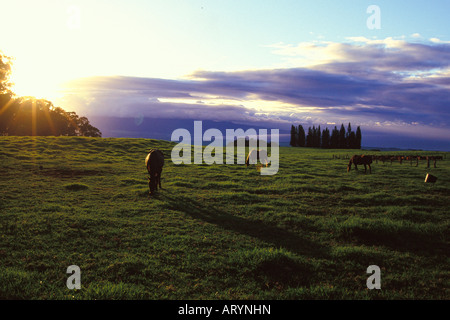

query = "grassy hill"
[0,136,448,299]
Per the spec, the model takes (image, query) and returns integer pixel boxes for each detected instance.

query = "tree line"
[290,123,361,149]
[0,51,101,137]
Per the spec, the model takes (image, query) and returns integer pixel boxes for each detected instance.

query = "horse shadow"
[161,192,329,260]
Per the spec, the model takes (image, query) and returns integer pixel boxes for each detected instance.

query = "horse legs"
[148,176,154,194]
[148,173,160,194]
[158,171,162,189]
[154,172,162,191]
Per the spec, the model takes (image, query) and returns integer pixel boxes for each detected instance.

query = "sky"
[1,0,450,149]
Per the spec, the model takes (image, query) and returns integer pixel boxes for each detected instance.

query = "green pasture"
[0,136,448,299]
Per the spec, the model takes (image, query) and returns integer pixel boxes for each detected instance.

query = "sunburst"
[10,67,62,101]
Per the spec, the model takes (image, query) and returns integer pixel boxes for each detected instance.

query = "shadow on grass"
[340,226,448,256]
[160,191,330,260]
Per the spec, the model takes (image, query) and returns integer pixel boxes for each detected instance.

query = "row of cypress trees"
[290,123,362,149]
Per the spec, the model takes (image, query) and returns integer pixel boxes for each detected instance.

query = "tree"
[0,51,12,94]
[0,95,102,137]
[291,122,362,149]
[346,123,351,145]
[322,127,330,148]
[0,51,14,135]
[348,131,357,149]
[346,122,359,149]
[309,125,322,148]
[77,116,102,137]
[339,124,346,149]
[0,93,16,134]
[290,125,297,147]
[52,107,73,135]
[297,124,305,147]
[356,126,362,149]
[306,127,313,147]
[0,50,101,137]
[330,126,339,149]
[316,125,321,148]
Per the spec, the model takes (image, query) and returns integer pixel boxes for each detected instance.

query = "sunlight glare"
[10,64,64,101]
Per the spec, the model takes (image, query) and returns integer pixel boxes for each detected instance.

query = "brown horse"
[347,155,372,173]
[145,149,164,194]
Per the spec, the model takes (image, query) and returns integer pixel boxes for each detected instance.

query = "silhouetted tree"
[348,131,357,148]
[322,127,330,148]
[0,51,12,94]
[346,123,351,145]
[0,50,101,137]
[330,126,339,149]
[316,125,321,148]
[290,125,297,147]
[0,51,14,135]
[339,124,346,148]
[306,127,313,147]
[297,124,305,147]
[291,122,362,149]
[78,116,102,137]
[356,126,362,149]
[0,93,15,134]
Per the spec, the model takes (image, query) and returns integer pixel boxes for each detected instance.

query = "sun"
[10,65,63,101]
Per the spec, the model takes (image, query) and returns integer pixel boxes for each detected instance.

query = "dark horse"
[347,155,373,173]
[145,149,164,194]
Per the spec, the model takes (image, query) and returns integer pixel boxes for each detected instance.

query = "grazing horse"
[145,149,164,194]
[246,149,269,167]
[347,155,373,173]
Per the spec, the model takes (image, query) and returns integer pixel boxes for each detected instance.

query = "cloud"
[272,37,450,74]
[56,37,450,148]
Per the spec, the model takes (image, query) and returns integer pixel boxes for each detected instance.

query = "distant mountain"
[89,117,291,145]
[362,146,424,152]
[88,116,449,151]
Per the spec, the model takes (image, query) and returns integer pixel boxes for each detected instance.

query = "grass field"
[0,136,448,300]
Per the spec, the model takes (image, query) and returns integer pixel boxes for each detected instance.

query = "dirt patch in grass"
[63,183,90,191]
